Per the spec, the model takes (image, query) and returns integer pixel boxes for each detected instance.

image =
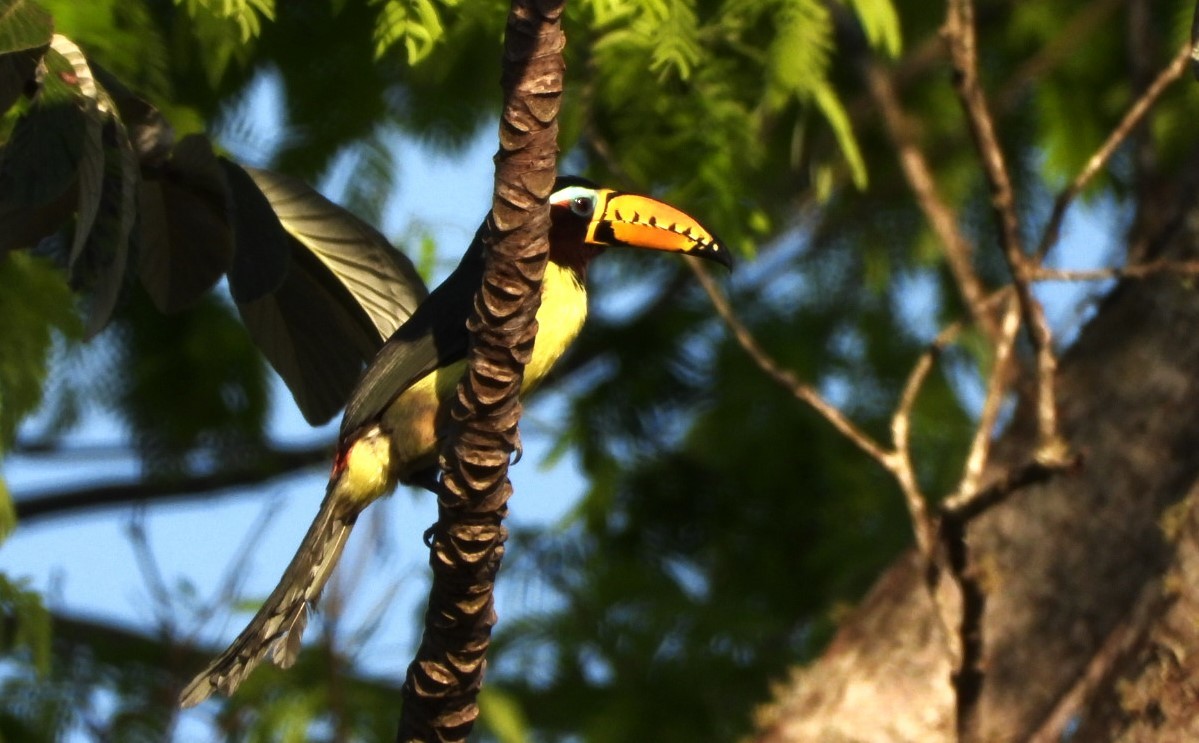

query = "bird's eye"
[570,196,595,217]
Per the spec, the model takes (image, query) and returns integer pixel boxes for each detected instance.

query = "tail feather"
[179,491,358,708]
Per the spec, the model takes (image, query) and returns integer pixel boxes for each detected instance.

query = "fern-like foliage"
[371,0,461,65]
[174,0,276,43]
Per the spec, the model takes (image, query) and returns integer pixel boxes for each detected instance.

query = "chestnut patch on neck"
[548,207,604,279]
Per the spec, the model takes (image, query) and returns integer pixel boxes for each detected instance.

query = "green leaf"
[0,574,51,674]
[0,474,13,542]
[844,0,902,58]
[765,0,833,109]
[173,0,274,85]
[41,35,134,336]
[0,252,81,450]
[75,116,137,338]
[46,36,105,272]
[174,0,275,43]
[479,686,532,743]
[0,53,86,212]
[813,81,867,189]
[371,0,452,65]
[648,0,701,81]
[0,0,52,55]
[0,47,41,117]
[592,0,701,82]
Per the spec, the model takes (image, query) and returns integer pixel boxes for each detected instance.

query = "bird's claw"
[511,431,524,466]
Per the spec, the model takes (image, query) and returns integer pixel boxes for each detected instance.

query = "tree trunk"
[754,154,1199,741]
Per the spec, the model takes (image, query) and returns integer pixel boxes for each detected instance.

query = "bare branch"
[958,292,1021,497]
[687,258,891,467]
[1034,260,1199,282]
[1034,40,1192,262]
[863,60,998,340]
[890,322,965,558]
[14,443,332,524]
[943,0,1066,464]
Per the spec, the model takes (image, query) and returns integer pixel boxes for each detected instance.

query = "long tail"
[179,488,358,708]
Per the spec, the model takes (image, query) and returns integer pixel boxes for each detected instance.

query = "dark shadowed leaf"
[0,66,83,211]
[0,46,43,117]
[47,35,105,273]
[91,63,174,167]
[75,117,137,338]
[0,0,52,56]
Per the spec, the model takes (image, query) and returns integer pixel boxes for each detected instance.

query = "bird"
[178,175,732,707]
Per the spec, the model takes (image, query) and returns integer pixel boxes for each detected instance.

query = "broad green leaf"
[0,47,41,117]
[0,0,52,55]
[46,35,106,271]
[76,116,136,338]
[0,52,85,211]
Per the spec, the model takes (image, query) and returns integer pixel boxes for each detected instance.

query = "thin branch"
[687,258,891,467]
[13,443,333,523]
[863,60,998,340]
[1033,260,1199,282]
[12,443,333,524]
[1034,40,1192,262]
[189,501,282,633]
[944,0,1066,464]
[958,292,1021,497]
[941,457,1070,524]
[890,322,965,558]
[127,511,179,634]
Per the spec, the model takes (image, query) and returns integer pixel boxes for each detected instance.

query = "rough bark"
[753,154,1199,740]
[396,1,564,741]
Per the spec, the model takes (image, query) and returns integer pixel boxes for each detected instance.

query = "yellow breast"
[523,261,588,391]
[367,261,587,488]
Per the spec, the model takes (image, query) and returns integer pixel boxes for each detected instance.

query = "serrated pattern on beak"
[587,192,731,268]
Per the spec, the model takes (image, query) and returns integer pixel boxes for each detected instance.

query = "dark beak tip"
[702,243,734,270]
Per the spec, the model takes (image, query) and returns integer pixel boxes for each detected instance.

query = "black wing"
[221,161,429,425]
[340,232,486,439]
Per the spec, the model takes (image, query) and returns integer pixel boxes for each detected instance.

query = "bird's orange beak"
[585,190,732,268]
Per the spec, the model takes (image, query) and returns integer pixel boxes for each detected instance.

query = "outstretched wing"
[243,167,428,339]
[222,162,429,424]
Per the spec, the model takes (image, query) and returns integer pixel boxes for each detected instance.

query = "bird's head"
[547,176,732,278]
